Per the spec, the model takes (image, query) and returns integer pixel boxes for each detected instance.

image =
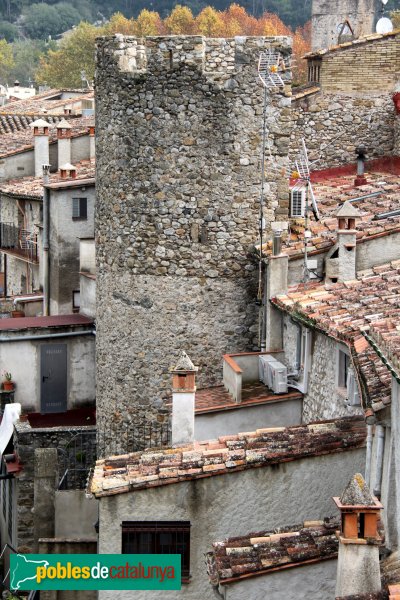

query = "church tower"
[311,0,380,51]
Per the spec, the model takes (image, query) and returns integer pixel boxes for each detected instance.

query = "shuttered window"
[72,197,87,220]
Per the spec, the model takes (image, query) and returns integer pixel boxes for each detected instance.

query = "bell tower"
[311,0,380,51]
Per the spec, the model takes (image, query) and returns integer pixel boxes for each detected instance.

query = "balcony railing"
[0,222,38,263]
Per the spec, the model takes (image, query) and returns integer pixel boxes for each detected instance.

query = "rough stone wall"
[395,113,400,157]
[301,329,363,423]
[95,35,292,445]
[317,35,400,93]
[13,422,96,551]
[311,0,379,51]
[291,92,395,170]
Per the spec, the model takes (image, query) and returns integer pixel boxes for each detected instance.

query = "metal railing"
[96,421,171,459]
[0,222,38,263]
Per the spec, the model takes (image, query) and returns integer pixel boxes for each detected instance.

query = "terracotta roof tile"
[89,417,366,497]
[0,159,95,199]
[206,517,339,585]
[0,115,94,158]
[262,173,400,260]
[272,262,400,409]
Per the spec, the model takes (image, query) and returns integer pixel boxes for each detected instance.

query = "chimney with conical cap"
[31,118,50,177]
[334,473,383,597]
[170,351,198,447]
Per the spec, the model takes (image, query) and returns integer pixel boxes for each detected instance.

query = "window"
[72,290,80,313]
[122,521,191,582]
[337,348,350,390]
[72,198,87,220]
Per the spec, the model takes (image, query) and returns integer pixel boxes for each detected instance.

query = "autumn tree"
[103,12,136,35]
[391,10,400,29]
[195,6,224,36]
[35,21,99,88]
[0,38,14,83]
[164,5,194,34]
[134,9,163,36]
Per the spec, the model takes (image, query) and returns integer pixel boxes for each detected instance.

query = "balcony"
[0,222,38,263]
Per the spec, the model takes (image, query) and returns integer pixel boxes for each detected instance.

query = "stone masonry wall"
[14,422,96,551]
[311,0,378,51]
[291,92,395,170]
[95,35,292,446]
[395,112,400,157]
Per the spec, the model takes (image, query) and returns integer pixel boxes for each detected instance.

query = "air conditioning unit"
[346,370,360,406]
[259,355,276,388]
[290,189,305,218]
[259,355,288,394]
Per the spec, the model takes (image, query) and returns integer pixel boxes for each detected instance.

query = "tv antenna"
[256,48,290,300]
[376,0,393,34]
[291,138,320,282]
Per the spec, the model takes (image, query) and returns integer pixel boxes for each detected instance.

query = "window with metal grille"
[122,521,191,582]
[72,198,87,220]
[290,189,305,217]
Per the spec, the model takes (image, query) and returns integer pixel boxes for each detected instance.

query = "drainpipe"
[42,164,50,316]
[260,263,267,352]
[0,330,94,343]
[373,424,385,499]
[365,424,374,487]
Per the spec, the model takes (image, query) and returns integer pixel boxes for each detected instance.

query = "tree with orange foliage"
[164,5,195,35]
[134,9,163,37]
[104,12,136,36]
[195,6,224,37]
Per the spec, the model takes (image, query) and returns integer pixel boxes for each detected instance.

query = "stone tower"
[311,0,380,51]
[95,35,292,451]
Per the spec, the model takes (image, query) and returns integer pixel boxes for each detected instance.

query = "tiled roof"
[90,416,366,497]
[368,320,400,379]
[0,314,94,331]
[206,517,339,585]
[0,89,94,116]
[0,115,94,158]
[262,172,400,260]
[304,29,400,59]
[272,262,400,411]
[0,159,95,199]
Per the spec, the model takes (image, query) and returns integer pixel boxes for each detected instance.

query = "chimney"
[31,118,50,177]
[56,118,72,167]
[266,230,288,351]
[334,473,383,597]
[89,126,95,160]
[170,351,198,447]
[326,201,361,283]
[59,163,77,179]
[354,145,367,187]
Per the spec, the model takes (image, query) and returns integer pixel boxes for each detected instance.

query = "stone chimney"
[334,473,383,597]
[266,230,288,351]
[354,145,367,187]
[59,163,77,179]
[326,201,361,283]
[171,351,198,447]
[31,118,50,177]
[56,118,72,167]
[89,125,95,160]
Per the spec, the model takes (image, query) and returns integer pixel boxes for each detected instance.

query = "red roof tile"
[90,417,366,497]
[272,262,400,410]
[0,159,95,199]
[0,314,94,331]
[262,173,400,260]
[206,517,339,585]
[195,384,302,414]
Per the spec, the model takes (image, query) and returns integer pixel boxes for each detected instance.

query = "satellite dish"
[376,17,393,34]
